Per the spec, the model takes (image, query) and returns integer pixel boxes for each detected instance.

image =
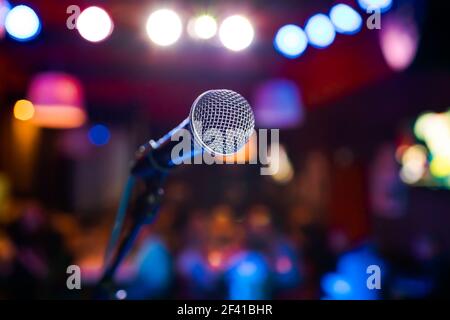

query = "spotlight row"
[0,1,254,52]
[274,0,393,59]
[0,0,392,55]
[144,9,254,51]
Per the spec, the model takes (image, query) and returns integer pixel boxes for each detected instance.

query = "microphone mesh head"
[189,89,255,155]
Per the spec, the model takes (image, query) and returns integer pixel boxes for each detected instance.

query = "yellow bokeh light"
[413,111,434,140]
[430,155,450,178]
[191,14,217,40]
[13,99,35,121]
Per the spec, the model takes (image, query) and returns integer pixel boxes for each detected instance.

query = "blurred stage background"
[1,0,450,299]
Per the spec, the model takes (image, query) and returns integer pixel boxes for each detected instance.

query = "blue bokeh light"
[226,252,270,300]
[305,14,336,48]
[274,24,308,59]
[322,273,352,299]
[5,5,41,41]
[329,4,363,35]
[321,245,386,300]
[357,0,393,13]
[253,78,304,129]
[88,124,110,146]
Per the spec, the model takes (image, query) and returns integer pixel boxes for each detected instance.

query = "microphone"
[100,90,255,292]
[131,89,255,177]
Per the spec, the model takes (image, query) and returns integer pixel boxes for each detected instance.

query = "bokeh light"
[430,155,450,178]
[329,4,362,35]
[5,5,40,41]
[305,14,336,48]
[0,0,11,39]
[420,114,450,157]
[357,0,393,13]
[399,144,427,184]
[401,145,427,168]
[274,24,308,58]
[400,165,424,185]
[88,124,110,146]
[115,289,127,300]
[380,15,419,71]
[410,111,450,185]
[268,143,294,184]
[27,72,87,129]
[146,9,182,47]
[76,6,113,43]
[13,99,35,121]
[323,246,385,300]
[322,273,352,299]
[414,112,434,141]
[253,79,304,128]
[219,15,254,51]
[189,14,217,40]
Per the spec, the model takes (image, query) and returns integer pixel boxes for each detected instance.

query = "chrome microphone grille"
[189,89,255,155]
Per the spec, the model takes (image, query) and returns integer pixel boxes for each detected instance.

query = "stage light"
[421,114,450,156]
[414,112,434,141]
[13,99,34,121]
[88,124,110,146]
[274,24,308,58]
[146,9,182,46]
[219,15,254,51]
[430,156,450,178]
[380,15,419,71]
[190,14,217,40]
[5,5,40,41]
[357,0,393,13]
[76,6,113,43]
[329,4,362,35]
[305,14,335,48]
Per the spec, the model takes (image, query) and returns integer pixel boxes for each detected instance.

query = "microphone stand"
[94,126,199,299]
[94,170,167,299]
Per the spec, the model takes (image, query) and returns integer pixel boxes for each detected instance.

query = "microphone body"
[130,118,198,177]
[130,89,255,177]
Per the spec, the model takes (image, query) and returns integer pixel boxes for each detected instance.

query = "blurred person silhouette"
[177,205,245,299]
[5,201,73,298]
[176,208,218,298]
[244,204,302,299]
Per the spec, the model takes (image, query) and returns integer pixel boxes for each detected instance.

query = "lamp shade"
[27,72,87,128]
